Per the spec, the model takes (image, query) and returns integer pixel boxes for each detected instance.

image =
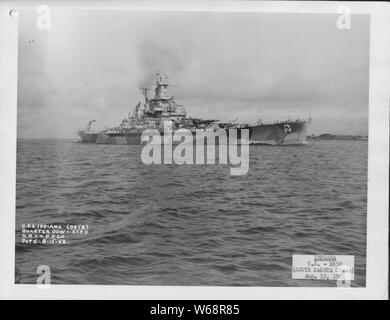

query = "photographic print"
[0,2,385,297]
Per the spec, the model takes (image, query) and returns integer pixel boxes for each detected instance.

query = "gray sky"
[17,10,370,138]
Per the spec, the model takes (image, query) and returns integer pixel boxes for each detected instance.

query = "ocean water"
[15,139,367,286]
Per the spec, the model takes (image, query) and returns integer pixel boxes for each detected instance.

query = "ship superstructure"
[78,74,310,145]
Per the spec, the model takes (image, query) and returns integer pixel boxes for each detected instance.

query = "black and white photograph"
[0,0,388,300]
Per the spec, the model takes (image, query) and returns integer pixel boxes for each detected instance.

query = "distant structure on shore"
[307,133,368,140]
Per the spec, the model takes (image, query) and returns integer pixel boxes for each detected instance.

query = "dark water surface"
[15,139,367,286]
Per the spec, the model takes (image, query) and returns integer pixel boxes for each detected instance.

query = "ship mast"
[154,74,169,100]
[141,87,149,102]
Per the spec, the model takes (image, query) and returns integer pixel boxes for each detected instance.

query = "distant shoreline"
[307,134,368,141]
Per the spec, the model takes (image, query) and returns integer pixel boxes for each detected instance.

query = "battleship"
[78,74,310,145]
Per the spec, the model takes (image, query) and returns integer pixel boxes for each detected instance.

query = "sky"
[17,10,370,138]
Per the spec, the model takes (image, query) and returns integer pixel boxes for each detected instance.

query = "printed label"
[292,255,354,280]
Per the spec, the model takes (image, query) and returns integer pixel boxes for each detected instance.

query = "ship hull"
[249,120,309,145]
[78,131,99,143]
[83,120,309,145]
[95,132,142,145]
